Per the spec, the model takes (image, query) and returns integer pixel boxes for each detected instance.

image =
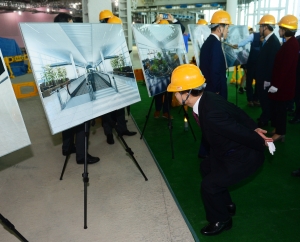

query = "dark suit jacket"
[268,36,299,101]
[198,92,265,167]
[255,33,281,83]
[200,35,227,100]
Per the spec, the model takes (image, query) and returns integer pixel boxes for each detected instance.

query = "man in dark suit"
[200,10,231,100]
[198,10,231,158]
[167,64,272,236]
[255,14,281,127]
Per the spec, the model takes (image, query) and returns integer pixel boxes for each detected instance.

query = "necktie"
[262,39,266,46]
[193,111,200,127]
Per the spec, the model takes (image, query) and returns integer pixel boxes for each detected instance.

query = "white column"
[85,0,112,23]
[226,0,238,25]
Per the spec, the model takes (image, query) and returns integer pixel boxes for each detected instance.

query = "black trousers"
[62,121,90,161]
[256,80,270,123]
[270,100,288,135]
[154,91,172,113]
[102,108,127,136]
[200,150,264,223]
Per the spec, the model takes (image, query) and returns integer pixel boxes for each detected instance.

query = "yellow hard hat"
[210,10,232,25]
[167,64,206,92]
[258,14,276,25]
[277,15,298,30]
[197,19,208,25]
[159,19,169,24]
[107,16,122,24]
[99,9,113,21]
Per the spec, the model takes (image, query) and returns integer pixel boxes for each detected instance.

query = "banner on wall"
[20,23,141,135]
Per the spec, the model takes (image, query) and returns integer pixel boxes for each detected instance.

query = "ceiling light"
[70,11,73,14]
[18,11,22,15]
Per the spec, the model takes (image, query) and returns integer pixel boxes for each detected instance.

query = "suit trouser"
[200,151,264,223]
[62,121,90,161]
[245,66,258,102]
[256,80,270,123]
[154,91,172,113]
[270,100,288,135]
[102,108,127,136]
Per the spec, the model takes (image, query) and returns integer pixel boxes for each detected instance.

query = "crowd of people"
[53,9,300,237]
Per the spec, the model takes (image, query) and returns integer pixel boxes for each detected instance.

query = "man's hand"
[155,14,162,23]
[167,13,175,22]
[232,44,238,49]
[254,128,273,145]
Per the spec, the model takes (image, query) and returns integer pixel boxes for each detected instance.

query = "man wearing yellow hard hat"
[198,10,232,159]
[268,15,299,142]
[167,64,272,236]
[255,14,281,128]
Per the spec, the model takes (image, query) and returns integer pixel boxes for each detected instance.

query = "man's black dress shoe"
[291,168,300,177]
[62,146,76,156]
[122,130,137,136]
[227,203,236,216]
[257,120,268,128]
[198,154,208,159]
[289,117,300,124]
[201,218,232,236]
[77,154,100,164]
[107,134,114,144]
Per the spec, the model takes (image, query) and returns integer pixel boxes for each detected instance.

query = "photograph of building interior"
[0,0,300,241]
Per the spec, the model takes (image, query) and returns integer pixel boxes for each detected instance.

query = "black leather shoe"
[77,154,100,164]
[289,118,300,124]
[291,168,300,177]
[107,134,114,144]
[122,130,137,136]
[201,218,232,236]
[62,146,76,156]
[198,154,208,159]
[227,203,236,216]
[257,121,268,128]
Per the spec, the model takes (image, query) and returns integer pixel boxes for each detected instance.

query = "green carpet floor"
[130,78,300,242]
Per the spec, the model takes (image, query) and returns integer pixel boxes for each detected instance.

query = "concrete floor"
[0,45,195,241]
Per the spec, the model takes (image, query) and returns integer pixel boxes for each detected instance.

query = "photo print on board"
[20,23,141,134]
[223,25,251,67]
[132,24,189,97]
[0,50,31,157]
[188,24,211,67]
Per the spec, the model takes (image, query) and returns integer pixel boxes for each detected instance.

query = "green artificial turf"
[130,77,300,242]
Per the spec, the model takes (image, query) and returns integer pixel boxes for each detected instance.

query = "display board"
[0,50,31,157]
[132,24,188,97]
[188,24,210,66]
[20,23,141,134]
[223,25,251,67]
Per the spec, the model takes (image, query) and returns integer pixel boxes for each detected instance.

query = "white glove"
[268,86,278,93]
[263,81,270,90]
[267,142,276,155]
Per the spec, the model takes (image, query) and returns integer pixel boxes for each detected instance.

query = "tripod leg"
[82,121,89,229]
[165,92,175,159]
[140,97,155,140]
[118,134,148,181]
[60,154,71,180]
[0,213,28,242]
[236,65,238,106]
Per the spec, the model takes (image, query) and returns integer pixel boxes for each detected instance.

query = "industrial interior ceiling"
[0,0,254,15]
